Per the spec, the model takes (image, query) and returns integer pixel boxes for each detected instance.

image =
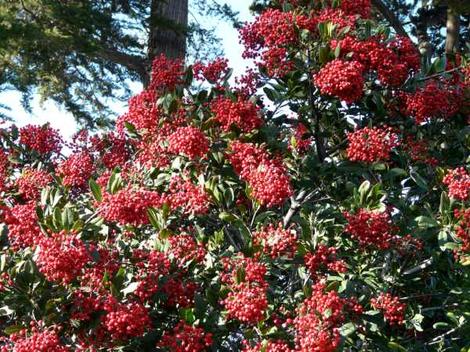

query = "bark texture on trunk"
[445,7,460,55]
[147,0,188,78]
[415,2,432,68]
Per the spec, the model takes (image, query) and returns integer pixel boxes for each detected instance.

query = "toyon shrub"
[0,0,469,351]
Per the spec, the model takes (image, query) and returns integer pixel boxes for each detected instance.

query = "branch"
[283,190,317,227]
[403,257,433,276]
[418,66,462,82]
[371,0,409,38]
[306,51,327,163]
[97,47,148,83]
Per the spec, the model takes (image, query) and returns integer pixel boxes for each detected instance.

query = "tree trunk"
[416,2,432,69]
[445,7,460,56]
[146,0,188,85]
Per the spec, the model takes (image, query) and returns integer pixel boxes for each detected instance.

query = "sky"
[0,0,253,140]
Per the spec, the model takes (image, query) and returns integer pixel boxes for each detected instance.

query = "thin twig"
[418,66,463,82]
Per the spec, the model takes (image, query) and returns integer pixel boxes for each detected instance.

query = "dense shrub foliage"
[0,0,469,351]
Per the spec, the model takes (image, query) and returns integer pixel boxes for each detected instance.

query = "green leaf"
[438,230,451,251]
[439,191,450,215]
[219,212,235,222]
[372,163,387,171]
[61,206,74,231]
[319,46,330,64]
[433,322,450,329]
[410,170,428,190]
[4,325,23,335]
[339,322,356,337]
[147,207,163,230]
[124,121,139,138]
[180,308,196,324]
[107,169,123,194]
[334,43,341,58]
[387,342,407,351]
[89,179,102,202]
[386,168,407,179]
[263,87,279,102]
[415,216,438,229]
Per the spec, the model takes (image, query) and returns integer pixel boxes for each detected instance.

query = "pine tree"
[0,0,238,127]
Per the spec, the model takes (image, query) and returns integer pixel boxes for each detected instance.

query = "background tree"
[0,0,238,127]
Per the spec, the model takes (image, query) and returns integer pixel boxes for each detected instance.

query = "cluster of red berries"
[98,187,163,225]
[239,0,375,78]
[167,126,209,159]
[0,149,9,191]
[211,97,263,133]
[117,89,160,133]
[249,159,294,207]
[235,69,260,97]
[294,284,362,352]
[3,202,42,249]
[314,59,365,104]
[332,35,419,87]
[79,246,120,292]
[262,47,295,77]
[454,209,470,254]
[239,9,301,76]
[223,284,268,324]
[57,152,94,188]
[315,8,357,32]
[136,133,170,168]
[0,324,69,352]
[253,222,297,258]
[161,277,198,308]
[289,123,313,153]
[91,133,129,170]
[36,231,90,284]
[16,167,52,200]
[102,298,151,340]
[168,233,206,267]
[227,141,268,177]
[371,293,406,325]
[167,176,210,215]
[157,321,213,352]
[331,36,377,69]
[304,244,347,277]
[134,250,171,301]
[71,291,102,322]
[402,135,438,166]
[347,126,399,163]
[221,256,267,285]
[403,80,462,123]
[221,256,268,324]
[148,54,185,92]
[344,209,394,249]
[240,9,296,58]
[193,58,229,86]
[19,124,63,155]
[337,0,371,18]
[228,142,293,207]
[443,167,470,201]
